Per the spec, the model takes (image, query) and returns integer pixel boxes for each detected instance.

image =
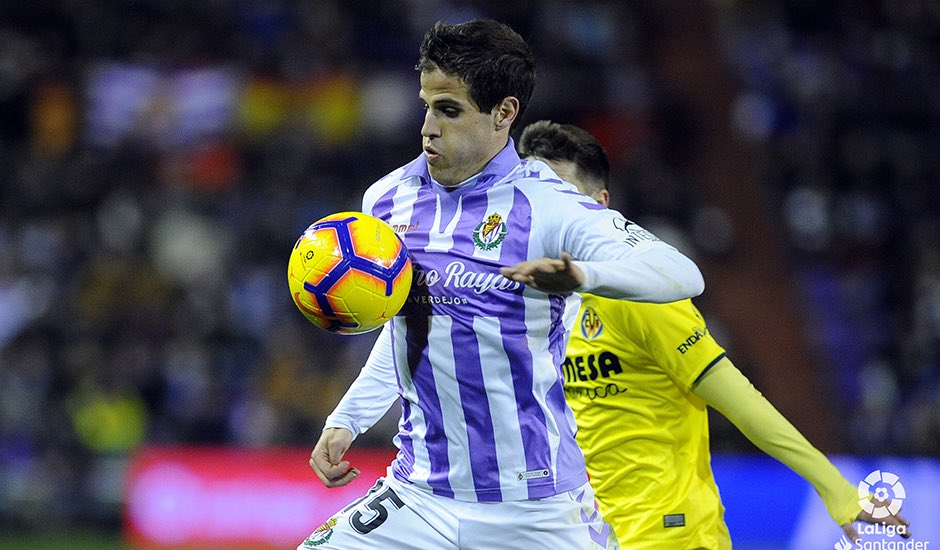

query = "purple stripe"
[404,316,454,498]
[447,187,489,259]
[405,184,437,251]
[435,189,463,239]
[371,187,396,220]
[499,317,554,499]
[500,187,536,265]
[451,323,502,502]
[546,294,590,494]
[548,294,568,371]
[546,378,588,493]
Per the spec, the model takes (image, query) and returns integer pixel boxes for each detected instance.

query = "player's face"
[419,68,508,187]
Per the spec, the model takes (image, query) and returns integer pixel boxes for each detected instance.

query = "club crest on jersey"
[473,212,508,251]
[302,517,336,547]
[581,307,604,339]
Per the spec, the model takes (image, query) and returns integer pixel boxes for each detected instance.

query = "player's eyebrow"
[425,97,464,110]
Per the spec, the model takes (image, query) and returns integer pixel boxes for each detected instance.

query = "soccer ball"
[288,212,413,334]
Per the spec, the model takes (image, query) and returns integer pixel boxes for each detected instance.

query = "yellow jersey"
[563,294,731,550]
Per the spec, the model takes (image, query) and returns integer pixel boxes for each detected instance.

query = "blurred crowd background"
[1,0,938,534]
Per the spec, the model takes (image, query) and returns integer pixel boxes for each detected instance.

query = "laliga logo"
[833,470,914,549]
[858,470,905,519]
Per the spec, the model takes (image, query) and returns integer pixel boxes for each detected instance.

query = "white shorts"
[298,474,618,549]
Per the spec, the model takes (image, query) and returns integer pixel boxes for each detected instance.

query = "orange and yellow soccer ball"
[288,212,413,334]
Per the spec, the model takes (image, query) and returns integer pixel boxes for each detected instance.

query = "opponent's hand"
[500,252,584,293]
[841,509,912,542]
[309,427,359,488]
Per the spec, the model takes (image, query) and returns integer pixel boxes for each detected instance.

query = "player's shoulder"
[587,294,699,326]
[504,159,606,210]
[362,162,417,213]
[507,159,575,194]
[624,295,698,315]
[365,164,409,194]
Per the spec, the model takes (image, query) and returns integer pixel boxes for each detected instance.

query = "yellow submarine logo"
[580,306,604,340]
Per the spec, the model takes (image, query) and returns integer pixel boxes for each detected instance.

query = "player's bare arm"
[310,427,359,488]
[500,252,584,292]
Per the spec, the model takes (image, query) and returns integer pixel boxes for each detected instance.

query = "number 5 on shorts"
[350,487,405,534]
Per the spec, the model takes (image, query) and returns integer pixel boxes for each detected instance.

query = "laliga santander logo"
[858,470,905,519]
[832,470,920,550]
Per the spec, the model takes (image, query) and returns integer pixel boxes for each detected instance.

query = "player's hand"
[309,427,359,488]
[500,252,584,293]
[840,509,912,542]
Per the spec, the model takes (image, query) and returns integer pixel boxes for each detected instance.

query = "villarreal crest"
[580,306,604,339]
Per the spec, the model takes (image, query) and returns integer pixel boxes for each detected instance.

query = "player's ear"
[494,97,519,131]
[593,189,610,208]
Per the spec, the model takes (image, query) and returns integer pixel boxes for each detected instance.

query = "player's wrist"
[323,418,358,439]
[571,261,594,292]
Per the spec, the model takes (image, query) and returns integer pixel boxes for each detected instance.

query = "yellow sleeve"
[692,358,861,526]
[631,299,726,391]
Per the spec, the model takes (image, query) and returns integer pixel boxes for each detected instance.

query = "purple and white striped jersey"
[325,140,703,504]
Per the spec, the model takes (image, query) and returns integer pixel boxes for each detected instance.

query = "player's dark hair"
[518,120,610,193]
[417,19,535,128]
